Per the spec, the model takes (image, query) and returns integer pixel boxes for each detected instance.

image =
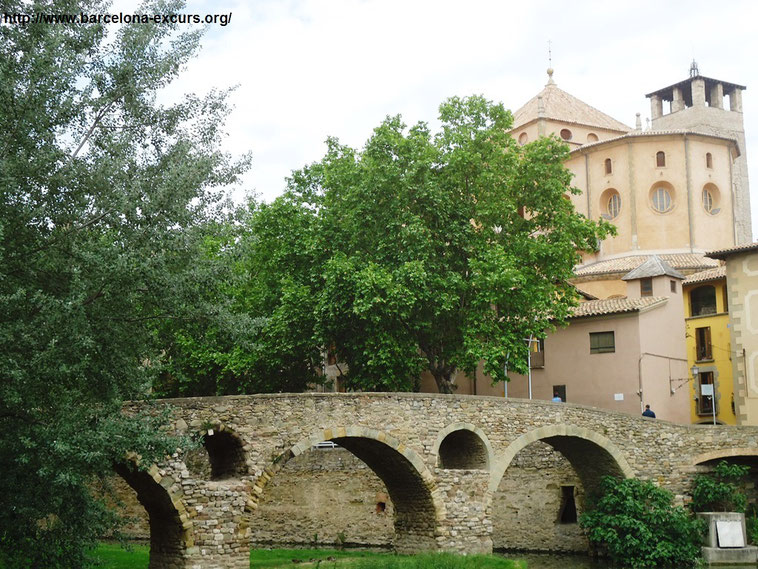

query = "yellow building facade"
[682,267,735,424]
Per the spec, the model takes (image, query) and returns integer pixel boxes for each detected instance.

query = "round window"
[518,132,528,145]
[560,129,572,141]
[651,187,673,213]
[702,183,721,215]
[599,189,621,220]
[607,193,621,219]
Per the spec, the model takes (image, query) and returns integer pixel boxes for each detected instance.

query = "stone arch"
[692,448,758,466]
[489,424,634,494]
[184,422,248,481]
[202,430,247,480]
[113,462,191,569]
[254,426,444,553]
[433,422,492,470]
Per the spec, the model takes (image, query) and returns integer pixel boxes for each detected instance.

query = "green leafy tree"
[690,460,750,512]
[154,198,327,396]
[280,95,613,393]
[0,1,248,566]
[580,477,703,568]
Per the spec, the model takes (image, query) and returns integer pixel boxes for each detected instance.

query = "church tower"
[646,62,752,243]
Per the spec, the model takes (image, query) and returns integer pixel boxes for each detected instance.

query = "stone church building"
[419,63,754,425]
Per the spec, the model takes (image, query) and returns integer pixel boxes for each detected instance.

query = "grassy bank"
[92,544,523,568]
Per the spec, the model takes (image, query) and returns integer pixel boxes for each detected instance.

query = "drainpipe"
[637,354,644,414]
[527,335,533,400]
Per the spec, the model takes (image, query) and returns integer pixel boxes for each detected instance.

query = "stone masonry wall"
[120,392,758,567]
[250,448,394,547]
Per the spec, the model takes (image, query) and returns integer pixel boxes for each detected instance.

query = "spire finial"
[546,41,555,85]
[689,59,700,78]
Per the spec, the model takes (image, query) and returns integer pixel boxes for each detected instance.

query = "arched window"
[604,158,612,175]
[691,285,717,316]
[656,151,666,167]
[651,187,673,213]
[706,152,713,169]
[587,133,598,143]
[560,129,572,141]
[518,132,528,145]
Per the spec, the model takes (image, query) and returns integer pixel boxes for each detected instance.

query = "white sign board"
[701,383,714,396]
[716,520,745,548]
[614,393,624,401]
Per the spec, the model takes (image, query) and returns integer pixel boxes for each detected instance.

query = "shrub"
[579,476,703,568]
[690,460,749,512]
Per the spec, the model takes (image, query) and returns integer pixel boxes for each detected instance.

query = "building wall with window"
[566,133,738,265]
[682,272,735,424]
[709,245,758,426]
[496,272,690,423]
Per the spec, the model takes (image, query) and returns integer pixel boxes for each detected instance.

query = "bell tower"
[646,62,751,243]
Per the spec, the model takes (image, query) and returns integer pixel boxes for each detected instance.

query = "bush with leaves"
[690,460,750,513]
[579,476,703,568]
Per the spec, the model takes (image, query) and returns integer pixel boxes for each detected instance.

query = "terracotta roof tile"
[512,82,630,133]
[574,254,719,277]
[683,266,727,285]
[707,243,758,259]
[571,296,667,318]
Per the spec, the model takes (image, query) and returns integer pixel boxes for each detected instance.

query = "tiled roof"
[707,243,758,259]
[570,129,740,156]
[511,80,630,133]
[574,286,598,300]
[683,266,726,285]
[621,256,685,281]
[574,254,719,277]
[571,297,667,318]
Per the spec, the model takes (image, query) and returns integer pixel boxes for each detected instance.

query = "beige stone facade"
[466,66,753,424]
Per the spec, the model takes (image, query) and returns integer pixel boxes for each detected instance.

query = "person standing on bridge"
[642,404,656,418]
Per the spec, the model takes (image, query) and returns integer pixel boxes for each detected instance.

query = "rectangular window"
[553,384,566,402]
[695,327,713,361]
[641,278,653,297]
[670,280,677,293]
[697,371,717,415]
[723,286,729,313]
[590,331,615,354]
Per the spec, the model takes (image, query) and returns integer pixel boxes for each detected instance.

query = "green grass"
[91,544,523,568]
[91,543,149,568]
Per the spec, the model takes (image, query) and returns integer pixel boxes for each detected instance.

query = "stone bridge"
[120,393,758,568]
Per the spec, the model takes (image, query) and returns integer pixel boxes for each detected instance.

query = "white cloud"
[114,0,758,237]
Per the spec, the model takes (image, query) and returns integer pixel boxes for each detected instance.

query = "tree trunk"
[432,370,456,394]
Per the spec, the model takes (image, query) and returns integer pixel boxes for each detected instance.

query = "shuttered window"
[590,331,615,354]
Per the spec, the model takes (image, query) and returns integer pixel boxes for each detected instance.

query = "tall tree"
[282,95,613,393]
[0,1,248,566]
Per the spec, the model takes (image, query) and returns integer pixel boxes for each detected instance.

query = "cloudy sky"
[120,0,758,238]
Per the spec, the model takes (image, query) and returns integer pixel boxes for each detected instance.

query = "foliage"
[233,95,613,394]
[690,460,750,512]
[747,505,758,545]
[579,476,703,568]
[0,1,248,566]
